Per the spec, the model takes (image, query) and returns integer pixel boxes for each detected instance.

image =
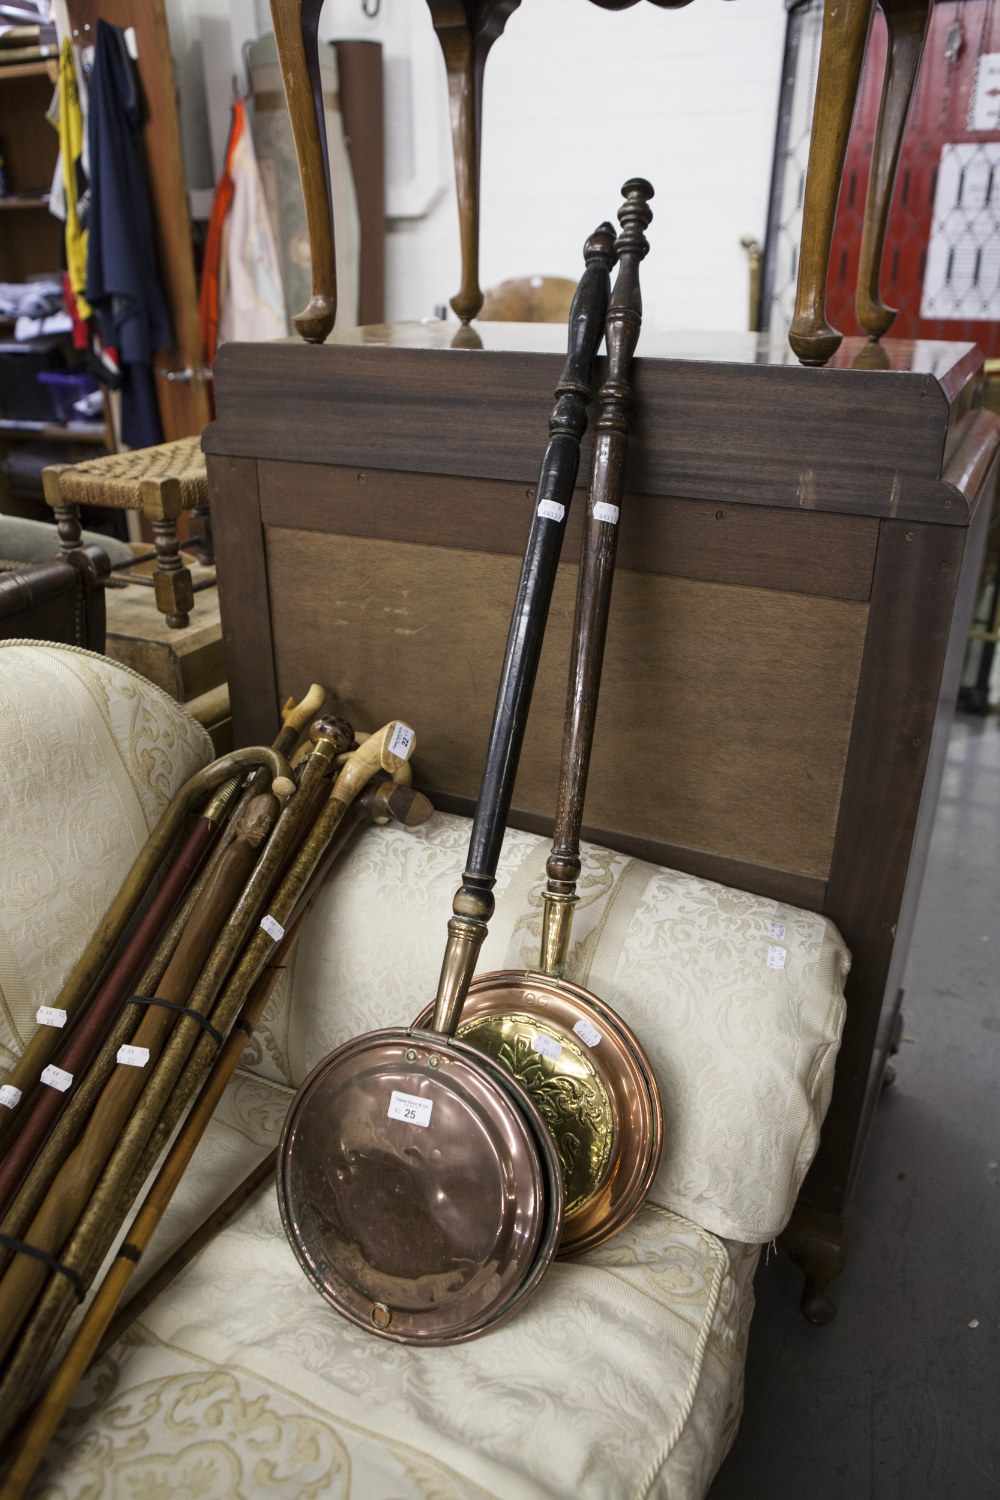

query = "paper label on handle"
[260,914,285,942]
[532,1033,563,1062]
[41,1064,73,1092]
[388,722,415,761]
[573,1019,603,1048]
[537,499,565,523]
[0,1084,22,1109]
[767,946,787,970]
[593,502,620,525]
[388,1090,433,1128]
[117,1045,150,1068]
[36,1006,67,1028]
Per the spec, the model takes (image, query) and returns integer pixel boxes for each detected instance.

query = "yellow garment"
[56,38,91,321]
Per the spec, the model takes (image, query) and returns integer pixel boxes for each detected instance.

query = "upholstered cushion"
[36,1066,759,1500]
[243,814,849,1243]
[0,514,134,569]
[0,642,213,1075]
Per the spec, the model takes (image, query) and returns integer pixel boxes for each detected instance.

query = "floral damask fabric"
[246,813,849,1243]
[0,643,212,1076]
[35,1069,759,1500]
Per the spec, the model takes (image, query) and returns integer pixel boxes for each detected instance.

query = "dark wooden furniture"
[0,546,109,649]
[204,323,996,1318]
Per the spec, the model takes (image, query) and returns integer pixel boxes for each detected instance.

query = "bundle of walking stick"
[0,686,431,1495]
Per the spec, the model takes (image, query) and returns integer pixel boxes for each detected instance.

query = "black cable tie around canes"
[125,996,223,1049]
[0,1232,85,1302]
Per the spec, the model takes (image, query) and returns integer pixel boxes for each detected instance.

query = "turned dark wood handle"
[547,179,653,898]
[455,222,616,924]
[270,0,337,343]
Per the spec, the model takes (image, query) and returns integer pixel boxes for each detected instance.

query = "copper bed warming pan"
[276,224,616,1342]
[415,181,663,1258]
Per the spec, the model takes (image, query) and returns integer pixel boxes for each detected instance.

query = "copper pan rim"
[277,1027,564,1344]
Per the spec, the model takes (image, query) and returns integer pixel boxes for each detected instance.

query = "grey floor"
[709,713,1000,1500]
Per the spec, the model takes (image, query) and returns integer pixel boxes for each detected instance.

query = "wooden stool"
[42,436,209,629]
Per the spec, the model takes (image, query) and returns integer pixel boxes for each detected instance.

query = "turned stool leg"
[855,0,932,341]
[141,476,194,630]
[41,466,83,559]
[789,0,876,366]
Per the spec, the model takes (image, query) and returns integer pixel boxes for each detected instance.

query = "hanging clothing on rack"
[200,96,287,361]
[53,38,91,326]
[84,19,171,449]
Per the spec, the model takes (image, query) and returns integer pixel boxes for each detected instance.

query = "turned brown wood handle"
[270,0,337,343]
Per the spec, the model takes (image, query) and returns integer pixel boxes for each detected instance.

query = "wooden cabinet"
[204,324,996,1316]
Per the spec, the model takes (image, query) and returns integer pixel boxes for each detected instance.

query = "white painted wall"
[171,0,789,333]
[385,0,789,331]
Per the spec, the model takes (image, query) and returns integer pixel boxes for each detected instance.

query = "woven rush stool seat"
[42,436,210,629]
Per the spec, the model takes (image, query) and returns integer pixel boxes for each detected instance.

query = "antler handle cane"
[540,178,653,977]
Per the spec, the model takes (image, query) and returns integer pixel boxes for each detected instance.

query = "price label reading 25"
[388,1089,433,1128]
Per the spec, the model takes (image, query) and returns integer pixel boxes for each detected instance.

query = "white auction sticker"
[117,1044,150,1068]
[388,1090,433,1128]
[260,914,285,942]
[768,920,786,940]
[41,1064,73,1092]
[35,1006,67,1028]
[767,946,787,971]
[0,1084,22,1109]
[573,1018,603,1048]
[388,722,416,761]
[537,499,565,523]
[532,1033,563,1062]
[593,501,620,525]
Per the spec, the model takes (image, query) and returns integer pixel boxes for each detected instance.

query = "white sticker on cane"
[117,1045,150,1068]
[41,1065,73,1092]
[593,502,620,525]
[0,1084,22,1109]
[532,1033,563,1062]
[769,920,786,940]
[35,1006,67,1028]
[537,499,565,523]
[388,1090,433,1128]
[260,914,285,942]
[573,1018,603,1048]
[767,946,787,970]
[388,722,416,761]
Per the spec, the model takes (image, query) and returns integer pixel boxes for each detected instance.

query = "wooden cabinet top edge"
[204,332,984,526]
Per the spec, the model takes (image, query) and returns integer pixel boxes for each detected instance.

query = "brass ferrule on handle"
[430,916,489,1036]
[539,890,579,980]
[202,775,242,825]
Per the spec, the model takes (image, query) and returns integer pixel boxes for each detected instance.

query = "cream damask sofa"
[0,643,849,1500]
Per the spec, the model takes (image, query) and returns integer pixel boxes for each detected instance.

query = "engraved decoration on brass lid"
[456,1009,614,1214]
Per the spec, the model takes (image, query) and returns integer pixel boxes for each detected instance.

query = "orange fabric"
[199,100,244,365]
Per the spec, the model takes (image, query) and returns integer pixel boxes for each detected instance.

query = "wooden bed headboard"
[204,322,995,1307]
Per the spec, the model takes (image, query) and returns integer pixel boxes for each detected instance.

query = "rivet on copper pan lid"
[371,1303,392,1330]
[428,1055,441,1068]
[405,1048,418,1062]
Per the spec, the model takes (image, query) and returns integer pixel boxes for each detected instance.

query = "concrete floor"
[709,713,1000,1500]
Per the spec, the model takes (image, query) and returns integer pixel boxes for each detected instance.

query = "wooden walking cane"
[0,720,350,1357]
[0,689,326,1254]
[0,744,295,1149]
[0,723,410,1440]
[0,778,435,1497]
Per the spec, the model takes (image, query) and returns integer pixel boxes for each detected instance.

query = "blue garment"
[85,20,172,449]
